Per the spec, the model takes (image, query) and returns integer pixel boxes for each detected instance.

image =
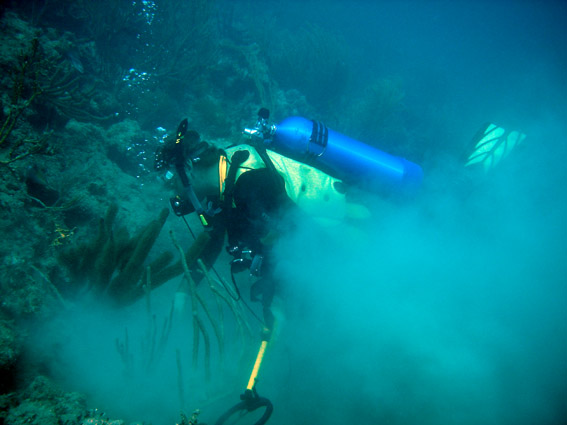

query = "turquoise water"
[10,0,565,424]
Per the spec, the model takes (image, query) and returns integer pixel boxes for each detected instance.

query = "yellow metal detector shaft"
[247,339,268,390]
[246,327,272,391]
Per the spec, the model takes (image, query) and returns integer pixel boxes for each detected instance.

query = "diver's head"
[168,141,225,217]
[161,119,225,219]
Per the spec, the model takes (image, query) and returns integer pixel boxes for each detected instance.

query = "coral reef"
[57,203,171,306]
[0,318,19,394]
[0,376,86,425]
[0,13,117,131]
[0,375,127,425]
[0,33,47,165]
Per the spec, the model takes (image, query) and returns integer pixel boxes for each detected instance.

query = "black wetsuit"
[200,166,292,329]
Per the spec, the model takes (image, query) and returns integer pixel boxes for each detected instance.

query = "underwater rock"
[5,400,60,425]
[2,376,87,425]
[104,119,154,178]
[63,119,107,148]
[0,13,37,66]
[0,319,19,393]
[24,165,60,207]
[80,418,125,425]
[0,320,19,367]
[0,264,60,320]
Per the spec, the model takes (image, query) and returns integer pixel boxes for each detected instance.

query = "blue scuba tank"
[271,116,423,196]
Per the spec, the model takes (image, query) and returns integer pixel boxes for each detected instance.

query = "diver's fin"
[464,123,526,172]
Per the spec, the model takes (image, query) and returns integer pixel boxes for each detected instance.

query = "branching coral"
[57,203,224,306]
[0,29,112,168]
[115,290,174,376]
[0,37,47,165]
[171,232,253,382]
[0,37,41,143]
[37,59,112,123]
[57,203,172,305]
[30,30,116,125]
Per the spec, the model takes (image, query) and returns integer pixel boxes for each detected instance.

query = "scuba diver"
[153,108,425,424]
[155,107,425,331]
[155,112,293,330]
[154,106,524,327]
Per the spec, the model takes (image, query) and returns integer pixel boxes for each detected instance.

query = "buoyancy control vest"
[220,145,349,226]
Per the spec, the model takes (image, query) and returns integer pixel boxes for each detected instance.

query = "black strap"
[222,150,250,209]
[222,150,250,250]
[251,142,286,195]
[309,120,329,157]
[310,120,329,147]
